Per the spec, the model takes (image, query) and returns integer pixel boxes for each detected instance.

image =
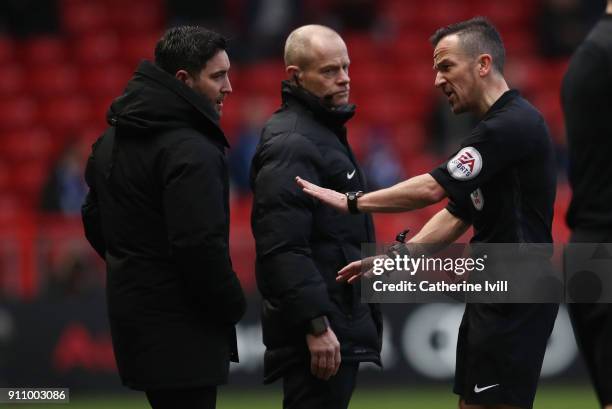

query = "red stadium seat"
[380,0,420,30]
[0,160,10,192]
[470,0,536,29]
[73,32,120,65]
[357,95,423,126]
[221,94,279,142]
[0,37,14,64]
[90,95,116,127]
[61,1,111,34]
[108,0,165,34]
[553,182,571,243]
[0,128,54,163]
[239,62,285,96]
[343,32,382,64]
[0,64,24,96]
[509,57,569,96]
[389,32,434,64]
[79,63,131,97]
[228,195,257,291]
[503,30,538,59]
[344,120,371,160]
[21,36,68,66]
[349,63,392,93]
[404,151,443,176]
[0,97,38,130]
[11,160,50,206]
[531,90,564,143]
[392,61,437,98]
[0,194,22,225]
[225,67,245,99]
[392,121,428,156]
[29,63,79,97]
[414,0,472,31]
[504,57,544,95]
[219,95,243,138]
[374,210,441,241]
[78,125,106,147]
[119,33,162,67]
[548,58,570,90]
[39,96,92,133]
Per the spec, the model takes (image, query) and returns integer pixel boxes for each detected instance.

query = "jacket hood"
[107,60,229,147]
[281,80,356,130]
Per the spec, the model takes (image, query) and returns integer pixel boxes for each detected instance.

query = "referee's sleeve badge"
[447,147,482,181]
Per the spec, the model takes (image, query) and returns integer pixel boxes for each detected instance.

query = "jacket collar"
[281,80,356,130]
[136,60,229,147]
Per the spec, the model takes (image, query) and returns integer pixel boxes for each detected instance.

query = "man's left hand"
[295,176,348,213]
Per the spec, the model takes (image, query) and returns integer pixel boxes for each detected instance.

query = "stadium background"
[0,0,606,407]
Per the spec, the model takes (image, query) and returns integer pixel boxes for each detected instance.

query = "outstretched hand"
[295,176,348,214]
[336,255,387,284]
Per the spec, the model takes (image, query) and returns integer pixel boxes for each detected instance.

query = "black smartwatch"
[386,229,411,258]
[309,316,330,335]
[345,191,363,214]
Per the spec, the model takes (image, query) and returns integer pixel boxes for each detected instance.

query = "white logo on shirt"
[347,170,356,179]
[474,384,499,393]
[447,147,482,180]
[470,188,484,211]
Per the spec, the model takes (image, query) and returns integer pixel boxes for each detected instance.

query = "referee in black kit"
[562,1,612,408]
[297,17,558,409]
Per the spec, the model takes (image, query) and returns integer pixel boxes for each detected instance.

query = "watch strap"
[345,191,363,214]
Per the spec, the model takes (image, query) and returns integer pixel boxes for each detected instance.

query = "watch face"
[313,321,325,334]
[311,317,329,335]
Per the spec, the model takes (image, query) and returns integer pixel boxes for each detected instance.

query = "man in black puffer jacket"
[81,26,246,409]
[250,24,382,409]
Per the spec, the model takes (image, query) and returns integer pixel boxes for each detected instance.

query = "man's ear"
[286,65,301,83]
[477,54,493,77]
[175,69,194,86]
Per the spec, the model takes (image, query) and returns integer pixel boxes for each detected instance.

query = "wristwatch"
[309,316,330,335]
[345,191,363,214]
[386,229,411,258]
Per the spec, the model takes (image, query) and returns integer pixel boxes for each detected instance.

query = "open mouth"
[444,90,455,103]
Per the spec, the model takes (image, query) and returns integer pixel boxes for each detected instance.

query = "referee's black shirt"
[430,90,557,243]
[562,14,612,230]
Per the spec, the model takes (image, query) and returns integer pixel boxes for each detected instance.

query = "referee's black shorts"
[569,228,612,407]
[453,303,559,409]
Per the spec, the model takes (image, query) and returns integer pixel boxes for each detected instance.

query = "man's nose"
[338,68,350,85]
[434,72,446,88]
[223,77,232,94]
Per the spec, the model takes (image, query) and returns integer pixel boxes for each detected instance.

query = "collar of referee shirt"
[481,89,520,121]
[281,80,356,130]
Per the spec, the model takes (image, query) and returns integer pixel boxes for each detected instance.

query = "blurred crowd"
[0,0,608,299]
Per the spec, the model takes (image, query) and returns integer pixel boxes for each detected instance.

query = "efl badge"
[470,188,484,211]
[447,147,482,180]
